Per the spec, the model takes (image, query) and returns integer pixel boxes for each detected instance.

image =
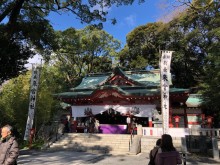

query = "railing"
[142,127,220,138]
[129,128,135,151]
[198,128,220,137]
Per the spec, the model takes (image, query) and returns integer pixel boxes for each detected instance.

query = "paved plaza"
[18,150,220,165]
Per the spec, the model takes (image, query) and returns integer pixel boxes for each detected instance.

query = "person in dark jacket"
[155,134,182,165]
[149,139,161,165]
[0,125,19,165]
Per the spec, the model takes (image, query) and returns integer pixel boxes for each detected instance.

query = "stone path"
[18,150,220,165]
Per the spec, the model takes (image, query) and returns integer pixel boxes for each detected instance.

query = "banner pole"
[24,64,41,140]
[160,50,173,134]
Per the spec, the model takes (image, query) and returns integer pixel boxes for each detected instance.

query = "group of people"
[84,117,99,133]
[149,134,182,165]
[0,124,19,165]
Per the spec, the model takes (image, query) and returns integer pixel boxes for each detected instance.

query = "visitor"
[148,139,161,165]
[94,118,100,133]
[126,116,131,133]
[131,118,137,134]
[155,134,182,165]
[0,124,19,165]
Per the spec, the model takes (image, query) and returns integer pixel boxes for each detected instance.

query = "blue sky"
[27,0,179,66]
[48,0,177,46]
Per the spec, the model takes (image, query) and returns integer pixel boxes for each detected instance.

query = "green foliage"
[0,27,32,84]
[0,65,65,141]
[52,26,121,86]
[117,0,220,124]
[200,40,220,126]
[0,0,143,84]
[120,0,219,90]
[121,22,166,69]
[0,73,30,138]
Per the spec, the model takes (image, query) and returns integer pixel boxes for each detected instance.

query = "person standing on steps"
[0,124,19,165]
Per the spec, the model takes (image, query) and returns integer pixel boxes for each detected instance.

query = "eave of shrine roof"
[55,91,93,98]
[55,86,189,98]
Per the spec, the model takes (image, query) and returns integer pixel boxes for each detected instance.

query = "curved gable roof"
[72,74,109,90]
[72,67,172,90]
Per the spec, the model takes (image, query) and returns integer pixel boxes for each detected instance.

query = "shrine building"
[55,67,204,134]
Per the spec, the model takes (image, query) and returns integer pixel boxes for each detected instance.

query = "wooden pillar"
[71,118,77,133]
[149,117,153,127]
[184,105,188,128]
[169,107,174,128]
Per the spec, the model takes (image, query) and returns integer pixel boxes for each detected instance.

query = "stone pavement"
[18,150,220,165]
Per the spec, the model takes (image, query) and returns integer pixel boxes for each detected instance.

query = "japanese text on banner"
[160,50,173,134]
[24,66,40,140]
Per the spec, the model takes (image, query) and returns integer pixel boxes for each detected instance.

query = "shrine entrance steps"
[141,136,183,155]
[48,133,131,154]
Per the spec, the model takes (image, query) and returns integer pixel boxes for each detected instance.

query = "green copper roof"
[72,68,172,91]
[55,67,189,99]
[186,94,202,107]
[73,75,109,90]
[125,70,172,86]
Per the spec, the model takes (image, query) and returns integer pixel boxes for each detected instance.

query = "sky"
[27,0,180,66]
[48,0,177,45]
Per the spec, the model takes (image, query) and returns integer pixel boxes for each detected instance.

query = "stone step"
[52,143,130,146]
[56,140,130,144]
[49,144,129,153]
[141,136,183,153]
[60,139,130,142]
[51,142,129,148]
[49,133,131,154]
[64,134,131,138]
[62,136,131,140]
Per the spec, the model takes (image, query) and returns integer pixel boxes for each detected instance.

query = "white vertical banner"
[160,50,173,134]
[24,65,40,140]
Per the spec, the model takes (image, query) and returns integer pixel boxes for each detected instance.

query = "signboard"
[160,50,173,134]
[24,66,40,140]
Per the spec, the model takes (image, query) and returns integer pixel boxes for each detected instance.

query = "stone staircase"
[49,133,131,154]
[141,136,183,156]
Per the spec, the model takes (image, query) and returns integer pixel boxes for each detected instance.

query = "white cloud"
[25,54,43,69]
[92,2,111,13]
[125,14,136,27]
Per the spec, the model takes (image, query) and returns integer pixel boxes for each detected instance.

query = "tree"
[0,17,56,85]
[0,0,145,85]
[0,65,66,141]
[0,73,31,138]
[200,51,220,127]
[119,0,219,89]
[169,0,219,88]
[52,26,120,86]
[196,0,220,126]
[118,0,220,123]
[118,22,179,70]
